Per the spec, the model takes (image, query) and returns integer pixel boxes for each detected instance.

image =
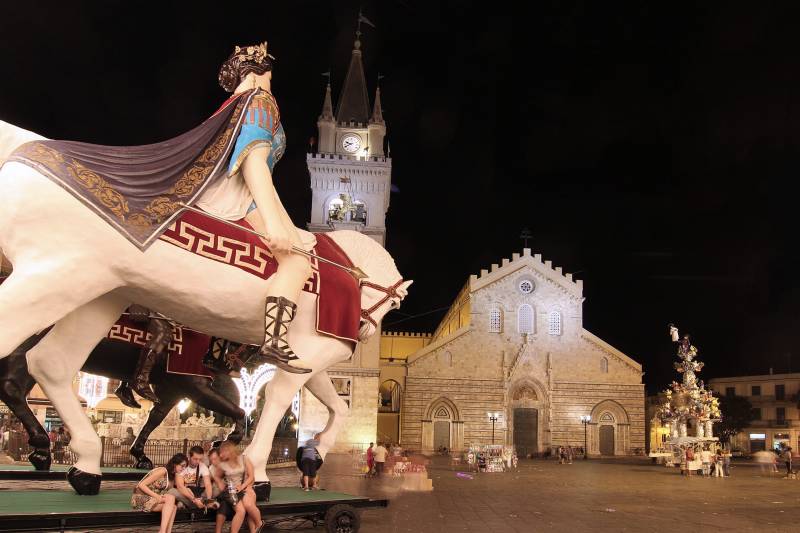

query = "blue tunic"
[226,89,286,214]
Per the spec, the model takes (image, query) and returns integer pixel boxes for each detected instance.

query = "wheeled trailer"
[0,487,388,533]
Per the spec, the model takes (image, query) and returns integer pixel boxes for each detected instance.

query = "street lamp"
[580,415,591,460]
[487,412,501,444]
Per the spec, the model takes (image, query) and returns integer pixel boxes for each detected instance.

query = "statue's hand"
[264,231,292,255]
[128,304,150,323]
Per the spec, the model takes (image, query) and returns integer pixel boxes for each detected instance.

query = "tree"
[713,395,753,443]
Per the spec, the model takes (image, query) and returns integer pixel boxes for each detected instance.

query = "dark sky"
[2,1,799,393]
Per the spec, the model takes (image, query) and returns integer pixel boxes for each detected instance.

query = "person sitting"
[131,453,187,533]
[114,304,173,407]
[169,445,218,511]
[213,441,262,533]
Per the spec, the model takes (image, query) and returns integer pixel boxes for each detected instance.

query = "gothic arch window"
[599,412,614,423]
[489,306,503,333]
[601,357,608,373]
[518,304,534,334]
[437,351,453,367]
[548,311,562,335]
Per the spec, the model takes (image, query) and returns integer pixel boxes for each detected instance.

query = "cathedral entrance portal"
[599,425,615,455]
[433,421,450,450]
[513,408,538,457]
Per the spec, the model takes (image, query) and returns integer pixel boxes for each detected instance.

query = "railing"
[5,431,296,468]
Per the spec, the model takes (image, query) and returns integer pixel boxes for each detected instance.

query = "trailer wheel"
[325,504,361,533]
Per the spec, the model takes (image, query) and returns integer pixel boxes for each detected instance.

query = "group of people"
[680,447,731,477]
[754,446,794,476]
[132,442,262,533]
[557,446,580,464]
[365,442,391,476]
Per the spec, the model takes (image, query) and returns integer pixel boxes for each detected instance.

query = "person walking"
[781,446,793,475]
[722,451,731,477]
[366,443,375,477]
[373,442,388,476]
[713,450,724,477]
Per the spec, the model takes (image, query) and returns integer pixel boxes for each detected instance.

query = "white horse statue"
[0,120,411,494]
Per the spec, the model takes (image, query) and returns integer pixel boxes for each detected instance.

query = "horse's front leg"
[206,373,247,443]
[129,397,179,470]
[304,371,350,460]
[26,293,128,495]
[0,332,50,469]
[244,369,309,490]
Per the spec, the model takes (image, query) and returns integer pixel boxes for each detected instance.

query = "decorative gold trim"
[228,140,273,178]
[7,91,257,250]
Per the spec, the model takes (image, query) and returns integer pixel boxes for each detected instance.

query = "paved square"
[3,456,799,532]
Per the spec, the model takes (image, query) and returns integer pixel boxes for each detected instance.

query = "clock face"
[341,134,362,153]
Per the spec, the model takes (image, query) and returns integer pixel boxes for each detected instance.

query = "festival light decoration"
[291,391,300,419]
[78,372,109,409]
[233,364,276,417]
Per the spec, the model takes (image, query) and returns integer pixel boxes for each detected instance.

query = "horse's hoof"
[134,456,154,470]
[28,449,52,471]
[254,481,271,502]
[67,467,101,495]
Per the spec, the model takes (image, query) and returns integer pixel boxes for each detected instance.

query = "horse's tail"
[0,120,45,165]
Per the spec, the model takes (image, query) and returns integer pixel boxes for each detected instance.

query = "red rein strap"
[360,279,405,327]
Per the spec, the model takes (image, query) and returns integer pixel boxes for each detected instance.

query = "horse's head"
[359,279,413,341]
[324,230,413,342]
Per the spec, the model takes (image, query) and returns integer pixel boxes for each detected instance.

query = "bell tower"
[307,29,392,246]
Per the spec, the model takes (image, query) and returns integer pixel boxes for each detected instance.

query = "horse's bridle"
[360,278,405,328]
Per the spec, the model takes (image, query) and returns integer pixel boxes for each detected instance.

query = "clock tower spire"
[306,20,392,246]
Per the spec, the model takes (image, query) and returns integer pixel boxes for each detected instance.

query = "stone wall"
[299,370,379,452]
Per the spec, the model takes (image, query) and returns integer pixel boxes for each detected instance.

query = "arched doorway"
[598,413,615,455]
[433,405,452,451]
[421,397,463,452]
[589,400,631,456]
[507,379,548,457]
[378,380,402,444]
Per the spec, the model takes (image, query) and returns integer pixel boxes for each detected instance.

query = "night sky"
[2,2,799,393]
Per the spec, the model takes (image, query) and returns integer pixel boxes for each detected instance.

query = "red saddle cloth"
[158,210,361,345]
[107,316,214,378]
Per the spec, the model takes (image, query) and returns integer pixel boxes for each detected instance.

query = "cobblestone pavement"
[2,456,800,532]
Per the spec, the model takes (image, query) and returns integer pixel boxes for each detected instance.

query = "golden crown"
[232,42,275,64]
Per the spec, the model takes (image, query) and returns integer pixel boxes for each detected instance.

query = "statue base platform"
[0,465,149,481]
[0,488,388,531]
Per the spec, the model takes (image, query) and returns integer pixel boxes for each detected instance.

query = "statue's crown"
[232,41,274,64]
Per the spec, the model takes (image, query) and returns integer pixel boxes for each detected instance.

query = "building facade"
[379,249,646,457]
[708,373,800,453]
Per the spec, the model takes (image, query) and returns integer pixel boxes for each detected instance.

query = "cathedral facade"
[379,250,646,457]
[297,26,645,457]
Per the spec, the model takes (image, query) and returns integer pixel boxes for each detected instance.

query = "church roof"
[370,86,384,125]
[469,248,583,296]
[319,83,334,121]
[335,39,371,123]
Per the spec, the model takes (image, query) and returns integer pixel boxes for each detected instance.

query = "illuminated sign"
[78,373,109,408]
[749,433,766,439]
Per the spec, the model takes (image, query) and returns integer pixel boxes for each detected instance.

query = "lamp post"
[487,412,501,444]
[580,415,591,460]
